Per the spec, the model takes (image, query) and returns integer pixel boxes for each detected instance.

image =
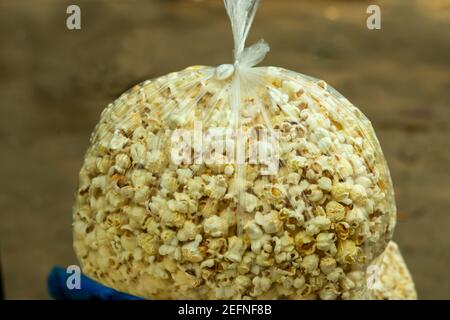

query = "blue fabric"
[47,266,144,300]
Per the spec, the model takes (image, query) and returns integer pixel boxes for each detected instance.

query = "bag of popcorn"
[73,0,407,299]
[367,241,417,300]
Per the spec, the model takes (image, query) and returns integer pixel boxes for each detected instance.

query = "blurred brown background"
[0,0,449,299]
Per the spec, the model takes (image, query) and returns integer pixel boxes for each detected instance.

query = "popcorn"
[319,283,340,300]
[120,234,137,252]
[187,177,204,199]
[282,207,304,229]
[125,206,148,226]
[160,229,176,244]
[137,234,159,256]
[177,221,199,242]
[224,165,234,176]
[244,221,263,240]
[106,190,125,208]
[96,157,112,174]
[160,172,178,193]
[130,142,147,165]
[320,256,337,275]
[286,172,300,185]
[340,275,356,291]
[109,131,128,150]
[241,192,260,213]
[317,176,332,191]
[301,254,319,274]
[327,267,344,283]
[293,275,306,289]
[160,209,185,228]
[254,211,282,234]
[331,183,350,202]
[325,201,346,222]
[295,231,316,255]
[71,1,404,300]
[133,186,150,204]
[305,216,331,236]
[346,206,367,226]
[336,239,361,264]
[181,234,204,262]
[335,221,352,240]
[224,236,246,263]
[252,276,272,296]
[316,232,336,252]
[203,216,228,237]
[350,184,368,204]
[130,169,153,188]
[176,168,193,185]
[204,175,228,200]
[168,193,197,214]
[119,185,135,199]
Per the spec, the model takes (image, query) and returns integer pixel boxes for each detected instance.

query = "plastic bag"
[367,242,417,300]
[73,0,400,299]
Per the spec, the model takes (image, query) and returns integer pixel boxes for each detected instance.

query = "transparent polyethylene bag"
[73,0,397,299]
